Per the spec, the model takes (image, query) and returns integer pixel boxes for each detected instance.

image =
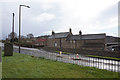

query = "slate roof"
[68,35,81,40]
[82,33,106,40]
[32,38,47,44]
[68,33,106,40]
[48,32,70,38]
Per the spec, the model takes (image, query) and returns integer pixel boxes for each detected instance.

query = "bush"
[14,41,33,48]
[2,40,10,43]
[20,42,32,48]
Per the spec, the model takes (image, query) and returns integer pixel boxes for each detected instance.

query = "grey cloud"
[2,2,62,39]
[96,4,117,22]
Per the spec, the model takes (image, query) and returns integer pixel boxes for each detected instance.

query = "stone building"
[47,28,106,50]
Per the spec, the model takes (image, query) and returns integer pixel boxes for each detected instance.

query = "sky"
[0,0,119,40]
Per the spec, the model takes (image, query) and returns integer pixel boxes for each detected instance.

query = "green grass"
[86,55,120,60]
[2,52,119,78]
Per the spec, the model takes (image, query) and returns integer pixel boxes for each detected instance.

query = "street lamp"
[19,5,30,53]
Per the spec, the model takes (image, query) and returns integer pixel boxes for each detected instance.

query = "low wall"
[42,47,120,58]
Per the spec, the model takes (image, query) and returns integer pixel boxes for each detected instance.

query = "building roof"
[48,32,70,38]
[37,35,50,39]
[68,33,106,40]
[36,38,47,42]
[82,33,106,40]
[68,35,81,40]
[32,38,47,44]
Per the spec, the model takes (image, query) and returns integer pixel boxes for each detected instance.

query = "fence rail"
[13,46,120,72]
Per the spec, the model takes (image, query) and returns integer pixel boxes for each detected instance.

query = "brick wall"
[81,39,106,50]
[47,38,106,50]
[47,38,61,48]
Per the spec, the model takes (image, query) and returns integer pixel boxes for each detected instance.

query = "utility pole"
[12,13,15,44]
[19,5,21,53]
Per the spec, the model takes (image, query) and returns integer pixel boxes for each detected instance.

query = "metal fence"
[13,47,120,73]
[0,47,1,62]
[0,47,2,79]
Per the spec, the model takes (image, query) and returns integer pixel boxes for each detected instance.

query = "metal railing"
[13,47,120,72]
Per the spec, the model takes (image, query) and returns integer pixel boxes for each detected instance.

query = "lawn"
[2,52,119,78]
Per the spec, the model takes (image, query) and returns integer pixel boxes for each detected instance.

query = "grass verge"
[2,52,119,78]
[86,55,120,61]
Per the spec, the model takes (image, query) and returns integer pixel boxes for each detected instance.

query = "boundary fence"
[13,47,120,73]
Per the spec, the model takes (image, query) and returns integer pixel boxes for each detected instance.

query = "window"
[73,40,75,43]
[70,40,72,43]
[54,43,57,47]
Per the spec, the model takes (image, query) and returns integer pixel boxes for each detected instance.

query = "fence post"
[0,47,1,62]
[0,47,1,80]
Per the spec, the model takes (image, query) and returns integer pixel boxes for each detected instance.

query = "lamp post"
[19,5,30,53]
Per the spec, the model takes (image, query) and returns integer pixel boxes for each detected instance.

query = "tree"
[27,33,34,39]
[8,32,17,40]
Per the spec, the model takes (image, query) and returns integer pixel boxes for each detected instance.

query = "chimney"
[52,30,55,35]
[69,28,72,33]
[79,30,82,35]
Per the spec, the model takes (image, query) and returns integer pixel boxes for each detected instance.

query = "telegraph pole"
[19,5,21,53]
[12,13,15,44]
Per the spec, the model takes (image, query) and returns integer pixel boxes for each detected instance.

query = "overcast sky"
[0,0,119,39]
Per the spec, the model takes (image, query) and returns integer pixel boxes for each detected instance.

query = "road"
[0,42,120,72]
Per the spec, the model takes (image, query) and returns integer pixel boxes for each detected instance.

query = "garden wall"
[42,47,120,58]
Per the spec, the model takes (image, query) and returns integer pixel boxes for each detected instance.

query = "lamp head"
[26,6,30,8]
[20,5,30,8]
